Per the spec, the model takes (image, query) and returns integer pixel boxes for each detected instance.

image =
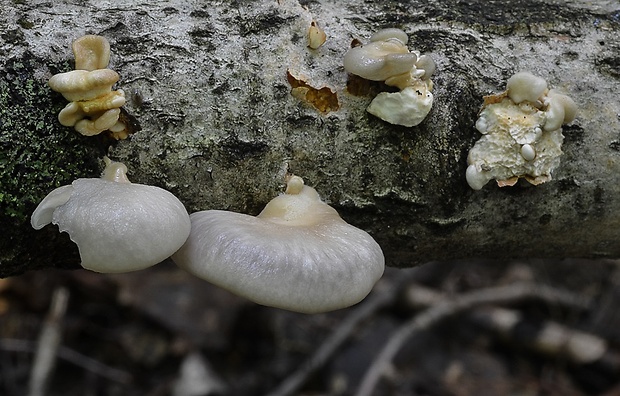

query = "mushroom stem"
[101,157,131,183]
[285,175,304,195]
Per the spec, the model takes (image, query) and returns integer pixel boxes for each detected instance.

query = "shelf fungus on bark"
[31,158,191,273]
[172,175,385,314]
[343,28,435,127]
[48,35,130,139]
[466,72,578,190]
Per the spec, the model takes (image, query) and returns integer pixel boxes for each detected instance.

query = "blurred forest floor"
[2,257,620,396]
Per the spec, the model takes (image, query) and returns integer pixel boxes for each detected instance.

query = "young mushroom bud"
[308,20,327,49]
[172,175,385,314]
[31,158,191,273]
[343,28,434,127]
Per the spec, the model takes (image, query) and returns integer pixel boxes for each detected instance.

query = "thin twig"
[355,282,593,396]
[0,339,132,385]
[266,272,416,396]
[27,287,69,396]
[407,283,613,366]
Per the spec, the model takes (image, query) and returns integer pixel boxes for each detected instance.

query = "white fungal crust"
[31,160,191,273]
[343,28,435,127]
[466,72,577,190]
[172,179,385,314]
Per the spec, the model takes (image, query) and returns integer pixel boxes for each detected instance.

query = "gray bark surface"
[1,0,619,277]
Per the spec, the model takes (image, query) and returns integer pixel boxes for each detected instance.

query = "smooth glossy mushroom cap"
[466,164,492,190]
[369,28,409,44]
[172,181,385,314]
[415,54,436,79]
[544,89,577,131]
[344,41,417,82]
[48,69,120,102]
[506,72,548,104]
[72,35,111,71]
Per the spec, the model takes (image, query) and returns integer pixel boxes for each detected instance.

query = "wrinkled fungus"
[343,28,435,127]
[31,158,191,273]
[48,35,129,139]
[172,175,385,314]
[466,72,578,190]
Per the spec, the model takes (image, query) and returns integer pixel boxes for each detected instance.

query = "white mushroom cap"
[415,54,436,80]
[506,72,548,104]
[544,89,578,131]
[343,40,417,82]
[172,176,385,314]
[369,28,409,44]
[31,159,191,273]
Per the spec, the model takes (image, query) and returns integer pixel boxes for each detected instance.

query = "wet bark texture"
[1,0,619,277]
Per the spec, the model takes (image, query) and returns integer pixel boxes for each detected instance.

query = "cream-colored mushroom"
[506,72,548,104]
[308,20,327,49]
[343,33,416,84]
[31,158,191,273]
[172,175,385,314]
[49,69,120,102]
[72,34,111,71]
[343,28,434,127]
[48,35,129,139]
[543,89,578,131]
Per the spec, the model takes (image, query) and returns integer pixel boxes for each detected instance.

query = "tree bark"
[1,0,619,277]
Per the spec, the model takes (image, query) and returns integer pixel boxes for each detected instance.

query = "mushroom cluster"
[343,28,435,127]
[31,158,191,273]
[466,72,577,190]
[172,175,385,314]
[48,35,129,139]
